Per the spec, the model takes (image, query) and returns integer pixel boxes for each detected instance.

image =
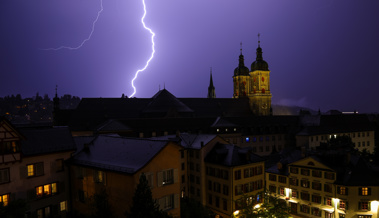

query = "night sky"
[0,0,378,113]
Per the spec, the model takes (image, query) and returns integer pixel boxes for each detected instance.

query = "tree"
[234,189,290,218]
[126,173,172,218]
[329,135,354,148]
[0,199,29,218]
[89,188,113,218]
[180,197,214,218]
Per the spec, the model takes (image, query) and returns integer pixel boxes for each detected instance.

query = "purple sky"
[0,0,378,113]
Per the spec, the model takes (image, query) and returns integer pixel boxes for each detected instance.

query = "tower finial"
[55,85,58,98]
[240,42,243,55]
[258,33,261,47]
[210,67,212,74]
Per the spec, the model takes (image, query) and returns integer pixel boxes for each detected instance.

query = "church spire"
[207,67,216,98]
[256,33,263,61]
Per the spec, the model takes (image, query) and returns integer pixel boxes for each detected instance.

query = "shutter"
[337,201,340,209]
[368,187,372,195]
[19,166,27,179]
[346,201,349,210]
[358,187,362,195]
[346,187,349,195]
[158,198,165,210]
[51,161,57,173]
[27,189,36,200]
[323,197,326,205]
[10,193,16,201]
[60,182,65,193]
[174,194,179,208]
[52,204,59,215]
[157,172,163,187]
[173,169,178,184]
[368,202,371,211]
[150,174,154,188]
[358,202,361,210]
[35,163,44,176]
[103,172,107,185]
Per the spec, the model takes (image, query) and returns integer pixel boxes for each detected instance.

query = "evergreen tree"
[90,188,113,218]
[126,173,172,218]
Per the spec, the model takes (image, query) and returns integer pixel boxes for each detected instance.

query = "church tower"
[233,43,250,98]
[249,34,272,115]
[207,68,216,98]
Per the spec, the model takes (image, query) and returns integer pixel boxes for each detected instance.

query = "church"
[208,35,272,116]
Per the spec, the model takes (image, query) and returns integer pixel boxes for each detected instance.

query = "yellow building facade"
[266,156,379,218]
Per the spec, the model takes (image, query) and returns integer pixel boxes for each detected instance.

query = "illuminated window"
[326,197,332,206]
[52,183,57,194]
[339,200,347,210]
[27,165,35,177]
[338,186,348,195]
[27,162,44,177]
[245,137,250,142]
[325,211,334,218]
[291,190,297,198]
[0,194,9,206]
[94,170,105,183]
[43,184,51,195]
[60,201,67,211]
[279,187,285,196]
[359,201,370,210]
[36,186,43,198]
[359,187,371,196]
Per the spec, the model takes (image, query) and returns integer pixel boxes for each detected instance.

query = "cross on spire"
[258,33,261,47]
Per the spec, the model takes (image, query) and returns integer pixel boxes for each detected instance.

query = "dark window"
[312,170,322,178]
[0,168,10,184]
[290,167,299,174]
[301,169,310,176]
[269,174,277,181]
[312,195,321,203]
[278,176,286,183]
[234,170,241,180]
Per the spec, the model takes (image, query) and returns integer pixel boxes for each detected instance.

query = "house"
[68,135,183,217]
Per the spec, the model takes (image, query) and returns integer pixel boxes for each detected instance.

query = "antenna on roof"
[159,84,160,91]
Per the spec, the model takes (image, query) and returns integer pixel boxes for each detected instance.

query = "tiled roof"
[20,127,76,156]
[69,135,171,174]
[205,143,265,167]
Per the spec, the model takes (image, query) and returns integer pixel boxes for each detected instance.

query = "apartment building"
[266,148,379,218]
[0,117,75,217]
[204,143,265,218]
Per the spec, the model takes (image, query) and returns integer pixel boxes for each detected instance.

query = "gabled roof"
[69,135,174,174]
[205,143,265,167]
[20,127,76,156]
[154,133,220,150]
[142,89,194,115]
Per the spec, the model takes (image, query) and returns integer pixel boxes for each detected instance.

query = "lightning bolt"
[130,0,156,97]
[41,0,103,51]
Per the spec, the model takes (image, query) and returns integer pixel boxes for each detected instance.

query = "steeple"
[251,33,269,71]
[53,85,60,125]
[207,68,216,98]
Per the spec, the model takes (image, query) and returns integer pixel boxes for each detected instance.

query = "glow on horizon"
[130,0,155,98]
[41,0,104,51]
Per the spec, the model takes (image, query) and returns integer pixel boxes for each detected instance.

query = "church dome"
[234,54,250,76]
[251,46,269,71]
[251,60,269,71]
